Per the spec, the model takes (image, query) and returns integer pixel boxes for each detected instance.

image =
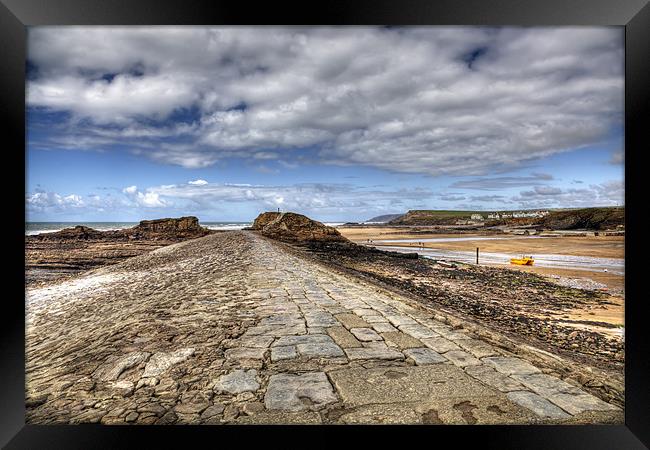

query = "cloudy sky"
[26,26,624,222]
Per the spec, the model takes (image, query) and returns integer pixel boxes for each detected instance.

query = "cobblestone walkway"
[25,232,621,424]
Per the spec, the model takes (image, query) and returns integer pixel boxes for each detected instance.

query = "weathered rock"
[344,346,404,361]
[142,348,195,378]
[200,403,225,419]
[464,365,525,392]
[327,326,363,348]
[252,212,349,243]
[381,331,424,349]
[443,350,481,367]
[403,347,447,365]
[483,357,542,376]
[214,369,260,394]
[350,328,383,342]
[506,391,570,419]
[271,346,298,361]
[265,372,337,411]
[92,352,151,382]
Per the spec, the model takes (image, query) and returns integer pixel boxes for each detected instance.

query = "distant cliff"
[364,214,404,223]
[388,207,624,230]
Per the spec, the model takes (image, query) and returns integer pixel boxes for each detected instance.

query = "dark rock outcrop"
[252,212,348,243]
[251,212,282,230]
[32,216,210,242]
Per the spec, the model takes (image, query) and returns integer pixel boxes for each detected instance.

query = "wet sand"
[338,228,624,259]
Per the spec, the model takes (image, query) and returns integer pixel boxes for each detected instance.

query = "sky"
[25,26,624,222]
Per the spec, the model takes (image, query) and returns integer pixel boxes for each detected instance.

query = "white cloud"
[122,185,138,194]
[27,27,623,176]
[135,191,167,207]
[511,180,623,208]
[188,179,208,185]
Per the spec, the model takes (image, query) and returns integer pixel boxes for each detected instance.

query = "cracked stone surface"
[25,231,622,424]
[214,369,260,394]
[264,372,337,411]
[403,347,447,365]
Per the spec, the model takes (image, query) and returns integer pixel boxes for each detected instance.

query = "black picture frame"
[2,0,648,448]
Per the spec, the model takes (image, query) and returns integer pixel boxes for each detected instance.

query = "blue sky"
[25,27,624,222]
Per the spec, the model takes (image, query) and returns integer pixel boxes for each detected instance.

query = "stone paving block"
[363,315,389,324]
[264,372,338,411]
[327,326,363,348]
[483,357,541,376]
[421,337,462,353]
[510,372,577,396]
[350,328,383,342]
[224,347,267,360]
[352,308,378,316]
[398,323,439,339]
[511,373,619,414]
[272,334,332,347]
[296,342,345,358]
[234,335,275,348]
[403,348,447,365]
[464,364,526,392]
[305,311,338,327]
[344,346,405,361]
[384,314,418,327]
[444,350,482,367]
[335,313,370,329]
[381,331,424,349]
[271,346,298,362]
[214,369,260,394]
[454,339,498,358]
[506,391,571,419]
[543,391,620,415]
[372,322,398,333]
[329,365,500,406]
[338,403,424,424]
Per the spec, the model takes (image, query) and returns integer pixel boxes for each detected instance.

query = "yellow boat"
[510,255,534,265]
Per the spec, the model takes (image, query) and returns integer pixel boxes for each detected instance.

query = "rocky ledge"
[26,217,212,286]
[32,216,210,242]
[251,212,348,243]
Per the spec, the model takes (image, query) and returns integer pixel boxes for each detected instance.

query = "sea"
[25,221,347,235]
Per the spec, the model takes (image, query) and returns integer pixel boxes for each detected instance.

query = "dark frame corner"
[2,0,648,448]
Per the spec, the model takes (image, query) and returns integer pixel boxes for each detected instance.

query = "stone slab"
[350,328,383,342]
[335,313,370,329]
[329,365,504,407]
[381,331,424,349]
[464,364,526,392]
[443,350,482,367]
[483,357,541,376]
[264,372,338,411]
[327,326,362,348]
[506,391,571,419]
[403,347,447,365]
[214,369,260,394]
[421,337,462,354]
[344,346,405,361]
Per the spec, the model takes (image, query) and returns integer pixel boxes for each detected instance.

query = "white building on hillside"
[470,214,484,220]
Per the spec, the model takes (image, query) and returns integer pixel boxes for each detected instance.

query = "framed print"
[2,0,648,448]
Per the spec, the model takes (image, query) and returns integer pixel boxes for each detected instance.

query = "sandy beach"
[339,227,624,289]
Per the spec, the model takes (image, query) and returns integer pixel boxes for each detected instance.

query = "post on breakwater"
[476,247,479,264]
